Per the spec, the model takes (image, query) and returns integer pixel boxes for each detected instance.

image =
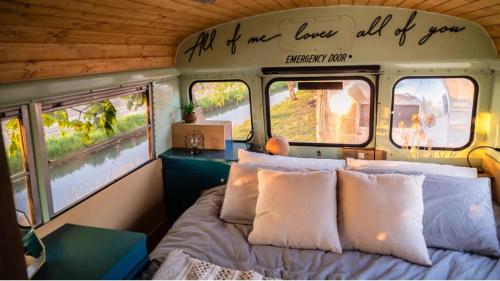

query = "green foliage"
[42,94,144,146]
[3,93,147,174]
[4,114,146,170]
[126,93,146,111]
[194,81,287,116]
[269,81,288,93]
[181,101,198,115]
[5,119,21,158]
[45,114,147,160]
[4,119,24,175]
[6,153,23,176]
[115,113,148,132]
[231,90,317,142]
[232,119,252,140]
[43,100,117,146]
[268,90,316,142]
[195,82,249,114]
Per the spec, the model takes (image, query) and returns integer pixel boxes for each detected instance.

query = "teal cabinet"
[33,224,149,280]
[159,144,244,225]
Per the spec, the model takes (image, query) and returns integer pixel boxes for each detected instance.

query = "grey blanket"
[150,186,500,279]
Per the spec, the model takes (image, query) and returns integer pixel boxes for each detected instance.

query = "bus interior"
[1,1,500,280]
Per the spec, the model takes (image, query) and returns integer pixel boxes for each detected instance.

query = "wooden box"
[172,120,232,150]
[342,148,387,160]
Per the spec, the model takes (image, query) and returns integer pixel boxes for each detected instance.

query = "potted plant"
[181,102,198,123]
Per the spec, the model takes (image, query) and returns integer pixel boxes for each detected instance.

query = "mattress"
[149,185,500,279]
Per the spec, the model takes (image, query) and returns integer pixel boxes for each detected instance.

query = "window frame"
[389,76,479,151]
[37,83,155,217]
[0,105,42,225]
[188,79,254,142]
[264,76,376,147]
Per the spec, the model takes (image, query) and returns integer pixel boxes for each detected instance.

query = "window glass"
[49,133,148,212]
[190,81,252,140]
[42,91,151,213]
[1,118,25,174]
[391,77,476,149]
[11,177,32,223]
[43,92,148,161]
[267,79,373,145]
[1,117,34,224]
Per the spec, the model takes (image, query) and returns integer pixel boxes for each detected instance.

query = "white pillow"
[238,149,345,170]
[346,158,477,178]
[248,169,342,253]
[337,169,431,266]
[220,163,291,224]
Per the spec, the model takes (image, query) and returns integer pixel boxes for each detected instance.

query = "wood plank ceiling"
[0,0,499,83]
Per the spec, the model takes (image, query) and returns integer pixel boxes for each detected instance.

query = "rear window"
[266,78,374,146]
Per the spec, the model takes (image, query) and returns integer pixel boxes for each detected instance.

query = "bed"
[147,185,500,279]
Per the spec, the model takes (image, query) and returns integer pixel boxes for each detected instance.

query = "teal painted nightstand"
[33,224,149,280]
[159,142,245,225]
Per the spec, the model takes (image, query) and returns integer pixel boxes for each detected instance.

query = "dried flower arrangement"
[398,113,436,160]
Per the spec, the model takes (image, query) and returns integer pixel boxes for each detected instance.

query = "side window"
[391,77,477,150]
[41,85,153,214]
[266,78,374,146]
[190,81,252,141]
[1,107,38,225]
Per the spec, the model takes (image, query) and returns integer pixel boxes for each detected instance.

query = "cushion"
[248,169,342,253]
[357,168,500,257]
[346,158,477,178]
[337,169,431,266]
[220,163,291,224]
[238,149,345,170]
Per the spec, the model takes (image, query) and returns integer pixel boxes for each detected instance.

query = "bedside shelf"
[33,224,149,280]
[163,141,245,162]
[159,142,246,226]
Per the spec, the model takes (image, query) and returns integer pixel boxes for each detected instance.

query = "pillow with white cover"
[238,149,345,170]
[356,168,500,257]
[248,169,342,253]
[220,163,292,224]
[346,158,477,178]
[337,169,431,266]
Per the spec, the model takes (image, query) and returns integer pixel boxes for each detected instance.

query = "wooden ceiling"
[0,0,499,83]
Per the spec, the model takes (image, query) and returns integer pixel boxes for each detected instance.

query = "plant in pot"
[182,102,198,123]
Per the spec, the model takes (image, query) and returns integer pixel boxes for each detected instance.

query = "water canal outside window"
[42,87,152,214]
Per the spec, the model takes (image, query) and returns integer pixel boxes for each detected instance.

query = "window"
[391,77,477,150]
[1,107,39,225]
[190,81,252,141]
[41,85,153,214]
[266,78,374,146]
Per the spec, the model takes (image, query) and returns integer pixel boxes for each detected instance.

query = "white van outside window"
[391,77,478,150]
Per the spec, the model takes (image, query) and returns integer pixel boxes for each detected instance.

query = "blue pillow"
[355,168,500,257]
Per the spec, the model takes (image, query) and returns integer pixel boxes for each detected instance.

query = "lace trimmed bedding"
[153,250,274,280]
